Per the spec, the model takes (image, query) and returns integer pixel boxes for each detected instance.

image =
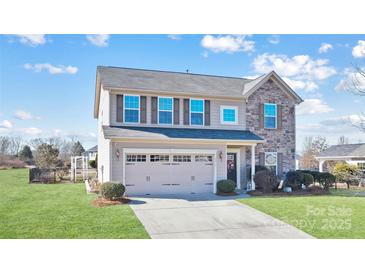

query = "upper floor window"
[264,103,277,129]
[220,106,238,125]
[190,99,204,125]
[124,95,140,123]
[265,152,277,174]
[158,97,173,124]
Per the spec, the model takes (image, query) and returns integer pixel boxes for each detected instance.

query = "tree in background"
[338,135,349,145]
[71,141,85,156]
[18,145,33,162]
[300,136,329,170]
[0,136,22,156]
[35,144,60,169]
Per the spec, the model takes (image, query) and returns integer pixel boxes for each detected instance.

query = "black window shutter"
[183,99,190,125]
[151,97,157,124]
[204,100,210,126]
[116,94,123,122]
[140,96,147,123]
[173,98,180,125]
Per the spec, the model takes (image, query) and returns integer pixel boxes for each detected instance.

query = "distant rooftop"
[317,143,365,158]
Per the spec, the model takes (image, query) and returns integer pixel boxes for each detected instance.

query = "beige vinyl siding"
[109,91,246,130]
[97,85,111,182]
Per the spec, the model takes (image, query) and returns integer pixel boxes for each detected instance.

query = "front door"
[227,153,237,186]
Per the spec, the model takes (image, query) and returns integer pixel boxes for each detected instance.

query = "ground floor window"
[265,152,277,174]
[150,155,169,162]
[126,155,146,162]
[357,162,365,170]
[195,155,213,162]
[173,155,191,162]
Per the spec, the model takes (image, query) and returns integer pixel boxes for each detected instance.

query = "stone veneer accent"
[246,78,296,175]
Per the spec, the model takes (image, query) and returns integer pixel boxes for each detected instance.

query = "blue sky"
[1,34,365,151]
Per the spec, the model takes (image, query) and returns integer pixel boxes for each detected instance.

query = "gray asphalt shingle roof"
[97,66,252,98]
[317,143,365,158]
[103,126,263,142]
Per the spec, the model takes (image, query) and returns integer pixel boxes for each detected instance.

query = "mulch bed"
[91,197,131,207]
[216,191,239,196]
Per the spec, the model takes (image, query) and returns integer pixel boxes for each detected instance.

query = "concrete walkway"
[129,193,314,239]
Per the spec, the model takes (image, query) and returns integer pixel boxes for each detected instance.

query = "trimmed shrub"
[285,171,304,191]
[217,179,236,193]
[302,172,314,187]
[298,170,320,183]
[89,160,97,169]
[317,172,336,190]
[254,170,280,193]
[100,182,125,200]
[247,165,269,179]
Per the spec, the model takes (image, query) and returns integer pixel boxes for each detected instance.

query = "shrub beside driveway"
[0,169,149,239]
[238,194,365,239]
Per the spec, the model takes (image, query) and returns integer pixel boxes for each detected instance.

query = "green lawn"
[238,194,365,239]
[0,168,149,239]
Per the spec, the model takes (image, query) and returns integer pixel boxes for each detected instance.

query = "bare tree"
[300,136,329,170]
[8,136,22,156]
[0,136,11,155]
[338,135,349,145]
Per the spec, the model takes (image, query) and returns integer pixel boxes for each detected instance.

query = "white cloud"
[24,63,78,75]
[296,99,333,115]
[201,35,255,53]
[0,120,13,129]
[268,35,280,44]
[318,43,333,53]
[282,77,319,92]
[13,35,46,46]
[22,127,42,135]
[335,67,365,91]
[167,34,182,40]
[86,34,109,47]
[252,53,336,80]
[352,40,365,58]
[201,51,209,58]
[14,110,41,120]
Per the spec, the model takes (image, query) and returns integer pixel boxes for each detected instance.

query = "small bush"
[89,160,97,169]
[332,163,360,189]
[317,172,336,190]
[302,172,314,187]
[308,185,328,195]
[298,170,320,183]
[217,179,236,193]
[254,170,280,193]
[247,165,269,179]
[285,171,304,191]
[100,182,125,200]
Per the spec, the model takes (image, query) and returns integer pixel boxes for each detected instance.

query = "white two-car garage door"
[125,153,214,195]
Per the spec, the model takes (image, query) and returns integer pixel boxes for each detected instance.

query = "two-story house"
[94,66,302,196]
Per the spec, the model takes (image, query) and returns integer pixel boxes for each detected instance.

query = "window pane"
[158,97,173,111]
[191,99,203,112]
[191,112,203,125]
[264,117,276,128]
[125,95,139,109]
[159,111,172,124]
[223,108,236,122]
[125,109,139,123]
[264,104,276,116]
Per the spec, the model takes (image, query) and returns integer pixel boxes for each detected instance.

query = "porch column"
[250,144,256,190]
[319,160,324,172]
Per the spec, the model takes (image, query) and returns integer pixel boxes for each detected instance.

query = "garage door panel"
[125,153,214,196]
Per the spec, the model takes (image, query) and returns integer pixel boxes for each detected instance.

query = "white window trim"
[123,94,140,124]
[157,96,174,125]
[220,105,238,125]
[264,152,278,175]
[189,98,205,126]
[264,103,277,129]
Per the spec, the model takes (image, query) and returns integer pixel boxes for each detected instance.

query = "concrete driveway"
[129,193,314,239]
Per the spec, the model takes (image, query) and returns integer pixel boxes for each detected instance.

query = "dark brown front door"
[227,153,237,186]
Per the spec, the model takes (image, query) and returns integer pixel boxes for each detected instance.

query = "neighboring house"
[94,66,303,195]
[83,145,98,161]
[317,143,365,172]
